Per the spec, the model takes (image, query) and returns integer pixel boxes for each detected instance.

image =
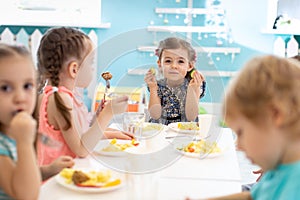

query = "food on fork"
[101,72,112,81]
[101,71,112,89]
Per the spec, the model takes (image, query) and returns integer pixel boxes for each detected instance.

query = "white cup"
[198,114,213,136]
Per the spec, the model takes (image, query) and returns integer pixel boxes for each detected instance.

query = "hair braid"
[37,27,91,130]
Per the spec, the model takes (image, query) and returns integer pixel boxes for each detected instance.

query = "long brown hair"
[37,27,91,130]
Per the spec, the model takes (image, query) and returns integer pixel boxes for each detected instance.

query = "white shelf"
[148,26,226,33]
[0,22,111,29]
[201,70,237,77]
[0,0,109,29]
[127,68,237,77]
[155,8,225,15]
[138,46,240,54]
[261,29,300,35]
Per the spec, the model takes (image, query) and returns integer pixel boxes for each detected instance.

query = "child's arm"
[144,69,161,119]
[185,70,204,121]
[40,156,74,181]
[54,94,128,157]
[186,192,252,200]
[0,112,41,200]
[207,192,252,200]
[103,128,134,140]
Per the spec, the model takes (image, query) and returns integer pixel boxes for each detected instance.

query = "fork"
[89,79,111,126]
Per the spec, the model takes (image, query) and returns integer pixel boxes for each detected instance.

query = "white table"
[39,127,241,200]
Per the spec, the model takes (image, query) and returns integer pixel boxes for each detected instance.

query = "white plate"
[168,122,201,135]
[55,171,124,193]
[177,149,223,159]
[94,139,140,157]
[171,138,225,159]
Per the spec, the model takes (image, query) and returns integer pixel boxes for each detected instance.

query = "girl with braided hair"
[144,37,206,125]
[35,27,130,166]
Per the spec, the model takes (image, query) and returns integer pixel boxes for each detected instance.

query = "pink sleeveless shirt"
[37,86,77,166]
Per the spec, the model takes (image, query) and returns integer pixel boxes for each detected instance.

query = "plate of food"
[175,139,224,159]
[141,122,165,138]
[56,168,124,193]
[168,122,201,135]
[94,138,140,157]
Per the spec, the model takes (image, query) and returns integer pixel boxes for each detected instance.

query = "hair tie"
[52,86,59,93]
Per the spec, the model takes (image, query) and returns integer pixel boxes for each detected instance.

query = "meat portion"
[72,170,90,185]
[101,72,112,81]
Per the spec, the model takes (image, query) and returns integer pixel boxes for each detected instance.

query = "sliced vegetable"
[103,179,121,187]
[150,67,156,75]
[191,69,196,78]
[75,183,102,188]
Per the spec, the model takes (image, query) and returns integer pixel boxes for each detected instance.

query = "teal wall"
[97,0,277,103]
[1,0,295,104]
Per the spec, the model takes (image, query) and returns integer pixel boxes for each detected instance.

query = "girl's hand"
[104,95,129,115]
[144,69,157,89]
[8,112,36,144]
[188,70,205,95]
[189,70,204,87]
[104,129,134,140]
[42,155,75,181]
[49,156,75,175]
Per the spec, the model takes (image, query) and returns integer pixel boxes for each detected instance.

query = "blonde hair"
[223,55,300,133]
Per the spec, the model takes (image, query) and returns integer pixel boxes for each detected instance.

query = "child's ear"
[157,60,161,67]
[157,60,163,71]
[188,61,195,72]
[270,104,284,127]
[68,61,79,78]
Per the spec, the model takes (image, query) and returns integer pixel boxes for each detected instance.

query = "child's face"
[158,48,193,82]
[227,113,285,171]
[76,41,95,88]
[0,56,36,128]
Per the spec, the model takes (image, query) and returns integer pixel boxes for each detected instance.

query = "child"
[207,55,300,199]
[0,43,41,199]
[144,37,205,125]
[0,43,75,199]
[36,27,130,166]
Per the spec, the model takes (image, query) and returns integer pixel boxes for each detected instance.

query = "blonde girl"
[36,27,129,166]
[144,37,205,125]
[0,44,40,200]
[208,55,300,199]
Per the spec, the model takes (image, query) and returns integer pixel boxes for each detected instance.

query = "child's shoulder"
[39,88,73,109]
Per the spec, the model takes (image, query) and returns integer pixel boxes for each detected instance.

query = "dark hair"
[37,27,91,130]
[155,37,197,63]
[155,37,197,80]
